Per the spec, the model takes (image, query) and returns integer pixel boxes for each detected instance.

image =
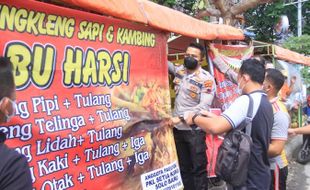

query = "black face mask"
[184,56,198,70]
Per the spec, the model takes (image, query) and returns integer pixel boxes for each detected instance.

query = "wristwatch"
[190,113,201,130]
[178,116,185,123]
[192,113,200,125]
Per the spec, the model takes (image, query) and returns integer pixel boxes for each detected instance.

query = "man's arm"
[168,61,176,76]
[186,113,232,134]
[212,57,238,84]
[288,124,310,135]
[268,140,286,157]
[184,95,250,134]
[225,69,238,84]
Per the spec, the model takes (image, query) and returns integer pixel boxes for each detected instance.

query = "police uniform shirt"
[169,62,216,130]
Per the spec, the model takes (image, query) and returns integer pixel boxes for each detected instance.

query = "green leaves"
[245,0,310,42]
[151,0,199,15]
[152,0,176,8]
[283,35,310,55]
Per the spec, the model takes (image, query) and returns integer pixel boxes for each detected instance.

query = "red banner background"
[0,1,182,190]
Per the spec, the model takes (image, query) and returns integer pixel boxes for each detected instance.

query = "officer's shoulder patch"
[189,85,199,92]
[204,80,213,88]
[189,92,197,98]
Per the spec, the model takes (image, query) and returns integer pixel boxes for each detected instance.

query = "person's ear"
[0,98,8,115]
[265,84,272,92]
[243,74,250,82]
[0,97,14,116]
[0,98,9,115]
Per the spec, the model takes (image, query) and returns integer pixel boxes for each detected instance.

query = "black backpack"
[215,94,254,187]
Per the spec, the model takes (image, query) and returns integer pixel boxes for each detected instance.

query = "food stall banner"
[0,1,183,189]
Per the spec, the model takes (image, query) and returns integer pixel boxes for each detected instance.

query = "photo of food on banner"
[103,76,178,189]
[111,78,171,121]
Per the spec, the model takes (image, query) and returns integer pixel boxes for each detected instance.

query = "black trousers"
[226,184,247,190]
[173,128,208,190]
[270,166,288,190]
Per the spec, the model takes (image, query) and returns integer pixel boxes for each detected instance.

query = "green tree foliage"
[152,0,196,15]
[283,35,310,55]
[245,0,310,42]
[152,0,176,8]
[301,66,310,89]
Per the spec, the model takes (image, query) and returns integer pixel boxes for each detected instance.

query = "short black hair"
[265,68,285,92]
[253,56,266,66]
[239,58,265,84]
[188,42,205,59]
[0,57,15,100]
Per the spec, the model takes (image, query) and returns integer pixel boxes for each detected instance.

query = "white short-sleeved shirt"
[222,92,264,128]
[222,91,274,189]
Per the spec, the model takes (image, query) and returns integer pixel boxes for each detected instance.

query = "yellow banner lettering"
[63,47,83,86]
[82,49,98,84]
[14,8,27,32]
[26,11,39,35]
[45,15,57,35]
[5,42,31,88]
[0,5,16,30]
[32,44,56,88]
[122,52,129,83]
[98,50,112,86]
[111,52,122,84]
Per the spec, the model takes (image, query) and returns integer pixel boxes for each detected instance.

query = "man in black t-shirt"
[0,56,32,190]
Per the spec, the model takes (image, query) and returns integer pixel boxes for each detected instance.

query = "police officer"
[168,42,215,190]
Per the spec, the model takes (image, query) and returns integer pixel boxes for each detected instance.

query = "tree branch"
[196,8,221,18]
[213,0,228,15]
[231,0,273,16]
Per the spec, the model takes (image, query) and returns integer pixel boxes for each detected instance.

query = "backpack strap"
[245,90,267,136]
[236,94,254,133]
[245,94,254,136]
[245,94,254,119]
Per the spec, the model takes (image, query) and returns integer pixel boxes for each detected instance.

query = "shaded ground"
[287,144,310,190]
